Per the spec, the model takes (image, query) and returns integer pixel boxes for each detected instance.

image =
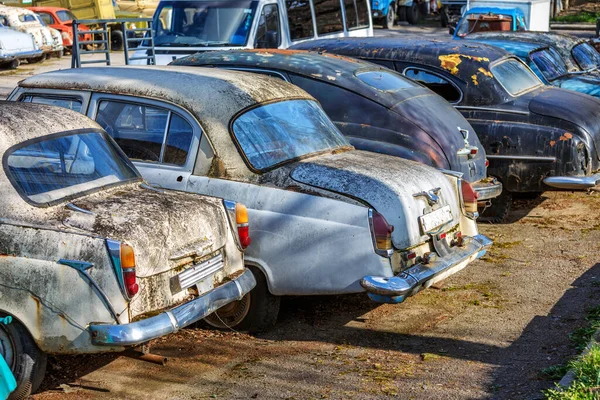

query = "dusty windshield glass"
[154,0,258,47]
[572,42,600,71]
[56,10,77,22]
[490,58,542,96]
[530,47,569,81]
[232,100,350,170]
[5,130,140,206]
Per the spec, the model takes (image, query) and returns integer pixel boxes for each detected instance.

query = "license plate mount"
[419,205,453,234]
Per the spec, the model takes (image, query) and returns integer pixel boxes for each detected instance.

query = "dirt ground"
[2,28,600,400]
[23,191,600,400]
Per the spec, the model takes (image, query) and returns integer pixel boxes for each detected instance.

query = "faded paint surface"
[0,102,244,353]
[0,5,58,52]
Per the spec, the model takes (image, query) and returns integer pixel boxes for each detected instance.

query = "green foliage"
[551,12,600,24]
[545,345,600,399]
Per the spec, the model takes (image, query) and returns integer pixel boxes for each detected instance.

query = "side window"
[404,68,462,103]
[19,15,37,22]
[21,95,83,113]
[255,4,281,48]
[286,0,314,41]
[95,100,193,166]
[313,0,343,35]
[39,13,55,25]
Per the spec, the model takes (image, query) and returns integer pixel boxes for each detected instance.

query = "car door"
[87,94,201,192]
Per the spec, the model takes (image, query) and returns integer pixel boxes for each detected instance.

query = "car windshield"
[490,58,542,96]
[530,47,569,81]
[5,130,140,206]
[34,14,48,26]
[56,10,77,22]
[456,13,513,37]
[572,42,600,71]
[232,100,350,171]
[153,0,258,47]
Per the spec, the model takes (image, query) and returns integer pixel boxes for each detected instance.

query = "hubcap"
[204,292,251,329]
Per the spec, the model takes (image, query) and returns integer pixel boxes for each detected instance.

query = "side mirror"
[266,30,279,48]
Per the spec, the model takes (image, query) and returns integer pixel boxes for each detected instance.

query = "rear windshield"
[154,0,258,47]
[56,10,76,22]
[530,47,569,81]
[572,42,600,71]
[4,130,140,206]
[356,70,417,91]
[456,13,513,37]
[232,100,349,171]
[490,58,542,96]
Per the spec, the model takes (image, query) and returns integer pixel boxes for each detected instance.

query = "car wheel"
[111,30,124,51]
[406,1,421,24]
[8,59,19,70]
[54,49,64,58]
[26,54,45,64]
[397,5,407,21]
[204,267,280,333]
[0,314,47,400]
[478,189,512,224]
[383,5,395,29]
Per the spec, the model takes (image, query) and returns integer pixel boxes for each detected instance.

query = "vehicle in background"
[115,0,159,17]
[467,31,600,73]
[293,37,600,222]
[173,49,502,202]
[0,21,43,68]
[449,0,549,34]
[11,66,492,332]
[0,5,55,60]
[473,38,600,98]
[32,12,64,56]
[371,0,433,28]
[0,101,255,400]
[30,6,92,52]
[130,0,373,65]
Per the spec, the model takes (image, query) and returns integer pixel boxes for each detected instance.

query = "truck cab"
[131,0,373,65]
[452,6,526,38]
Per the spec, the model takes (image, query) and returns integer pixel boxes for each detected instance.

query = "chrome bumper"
[543,174,600,190]
[0,49,43,61]
[361,234,492,304]
[472,179,503,201]
[89,269,256,346]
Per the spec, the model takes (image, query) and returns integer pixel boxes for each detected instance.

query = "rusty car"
[0,5,60,60]
[292,37,600,222]
[171,49,502,203]
[0,101,256,399]
[466,31,600,74]
[0,21,43,69]
[10,66,492,332]
[468,38,600,99]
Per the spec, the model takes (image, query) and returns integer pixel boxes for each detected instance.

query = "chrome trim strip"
[90,268,256,346]
[66,202,94,215]
[472,180,503,201]
[487,155,556,162]
[177,253,224,290]
[455,106,530,115]
[105,239,129,300]
[543,174,600,190]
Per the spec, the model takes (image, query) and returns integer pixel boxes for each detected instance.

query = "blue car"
[473,38,600,98]
[453,7,527,39]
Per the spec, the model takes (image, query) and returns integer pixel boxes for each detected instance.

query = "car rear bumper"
[361,234,492,303]
[0,49,43,62]
[472,178,503,201]
[89,268,256,346]
[543,174,600,190]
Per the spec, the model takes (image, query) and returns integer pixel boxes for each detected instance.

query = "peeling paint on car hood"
[61,184,229,278]
[290,150,461,250]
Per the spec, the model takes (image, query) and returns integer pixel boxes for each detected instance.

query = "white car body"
[0,5,61,55]
[0,23,42,66]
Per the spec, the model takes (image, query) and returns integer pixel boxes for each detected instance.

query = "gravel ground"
[3,27,600,400]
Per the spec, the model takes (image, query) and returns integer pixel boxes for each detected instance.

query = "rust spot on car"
[549,140,556,147]
[478,67,493,78]
[439,54,491,75]
[559,132,573,141]
[471,74,479,85]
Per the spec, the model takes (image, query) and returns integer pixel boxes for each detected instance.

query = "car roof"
[473,38,546,57]
[172,49,433,107]
[19,65,314,179]
[468,31,584,48]
[28,6,68,12]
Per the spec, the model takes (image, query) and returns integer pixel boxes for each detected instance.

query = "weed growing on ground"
[545,344,600,399]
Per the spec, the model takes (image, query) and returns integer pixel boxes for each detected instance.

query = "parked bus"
[131,0,373,64]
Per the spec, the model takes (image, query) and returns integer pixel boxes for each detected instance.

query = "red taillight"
[438,232,447,240]
[372,210,394,254]
[485,159,490,168]
[238,225,251,249]
[470,148,478,155]
[236,203,251,250]
[461,180,479,217]
[121,244,139,298]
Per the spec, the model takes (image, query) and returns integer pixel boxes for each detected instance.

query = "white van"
[131,0,373,65]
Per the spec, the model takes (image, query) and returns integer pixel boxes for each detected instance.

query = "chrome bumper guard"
[89,268,256,346]
[0,49,43,61]
[361,234,492,304]
[472,179,503,201]
[543,174,600,190]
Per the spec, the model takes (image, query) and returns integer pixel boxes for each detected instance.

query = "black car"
[292,37,600,221]
[172,50,502,203]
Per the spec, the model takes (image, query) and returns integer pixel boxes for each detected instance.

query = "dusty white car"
[0,5,61,59]
[0,101,255,399]
[0,22,42,68]
[11,66,492,333]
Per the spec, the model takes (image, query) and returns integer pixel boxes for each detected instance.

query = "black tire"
[110,30,124,51]
[479,190,512,224]
[406,1,421,24]
[204,267,280,333]
[383,5,395,29]
[26,54,45,64]
[440,6,448,27]
[54,49,64,58]
[397,5,407,21]
[8,59,19,69]
[0,315,47,400]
